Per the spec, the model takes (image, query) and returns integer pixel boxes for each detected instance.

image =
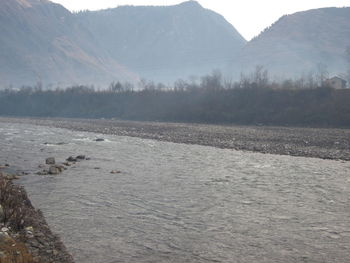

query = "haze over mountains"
[237,7,350,79]
[0,0,136,87]
[76,1,246,83]
[0,0,349,87]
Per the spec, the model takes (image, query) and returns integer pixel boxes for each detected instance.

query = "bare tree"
[252,65,269,88]
[316,63,329,87]
[238,66,269,89]
[200,70,223,91]
[346,46,350,87]
[109,81,123,93]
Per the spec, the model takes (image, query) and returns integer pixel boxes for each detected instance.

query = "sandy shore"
[1,117,349,161]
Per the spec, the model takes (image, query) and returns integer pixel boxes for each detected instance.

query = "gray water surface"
[0,122,349,263]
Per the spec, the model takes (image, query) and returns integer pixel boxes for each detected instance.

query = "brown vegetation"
[0,235,35,263]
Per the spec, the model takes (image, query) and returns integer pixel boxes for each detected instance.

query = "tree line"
[0,70,349,127]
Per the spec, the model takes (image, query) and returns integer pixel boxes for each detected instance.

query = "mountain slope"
[0,0,246,86]
[76,1,246,82]
[236,7,350,78]
[5,1,349,86]
[0,0,135,87]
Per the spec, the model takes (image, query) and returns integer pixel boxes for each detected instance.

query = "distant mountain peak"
[112,0,202,10]
[177,1,202,8]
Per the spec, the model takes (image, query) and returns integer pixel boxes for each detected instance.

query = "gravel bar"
[1,117,349,161]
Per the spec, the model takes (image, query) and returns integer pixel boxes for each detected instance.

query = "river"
[0,122,349,262]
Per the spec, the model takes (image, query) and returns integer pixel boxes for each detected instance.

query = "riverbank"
[1,117,349,161]
[0,171,74,263]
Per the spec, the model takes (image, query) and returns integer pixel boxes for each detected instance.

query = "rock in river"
[45,157,55,165]
[66,156,77,162]
[76,155,86,160]
[48,166,60,175]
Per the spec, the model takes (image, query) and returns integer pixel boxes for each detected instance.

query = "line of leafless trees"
[0,68,349,127]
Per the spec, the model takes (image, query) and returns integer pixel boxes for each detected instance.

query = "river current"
[0,122,349,262]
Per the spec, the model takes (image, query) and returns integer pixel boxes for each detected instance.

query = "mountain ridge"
[235,7,350,79]
[0,0,246,87]
[0,0,137,87]
[0,1,349,87]
[76,1,246,82]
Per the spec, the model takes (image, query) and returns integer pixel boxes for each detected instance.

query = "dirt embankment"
[0,172,74,263]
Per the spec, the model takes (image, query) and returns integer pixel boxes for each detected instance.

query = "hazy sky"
[51,0,350,40]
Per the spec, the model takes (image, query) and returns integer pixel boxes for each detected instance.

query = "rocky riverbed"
[1,117,349,161]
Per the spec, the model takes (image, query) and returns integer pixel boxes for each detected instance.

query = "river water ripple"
[0,122,349,262]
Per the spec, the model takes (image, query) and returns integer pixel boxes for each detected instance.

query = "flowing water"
[0,122,349,263]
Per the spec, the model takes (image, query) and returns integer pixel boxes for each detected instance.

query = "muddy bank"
[0,172,74,263]
[1,117,349,161]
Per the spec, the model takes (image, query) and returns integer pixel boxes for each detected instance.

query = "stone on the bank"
[1,227,9,232]
[0,232,10,242]
[3,173,19,180]
[0,205,4,223]
[25,226,33,231]
[25,226,34,237]
[45,157,55,165]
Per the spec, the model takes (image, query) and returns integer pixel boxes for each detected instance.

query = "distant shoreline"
[1,117,349,161]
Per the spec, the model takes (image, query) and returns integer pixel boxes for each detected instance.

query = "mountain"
[0,0,136,87]
[76,1,246,82]
[3,1,348,87]
[235,7,350,79]
[0,0,246,87]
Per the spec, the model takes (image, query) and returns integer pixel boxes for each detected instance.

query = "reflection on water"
[0,122,349,263]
